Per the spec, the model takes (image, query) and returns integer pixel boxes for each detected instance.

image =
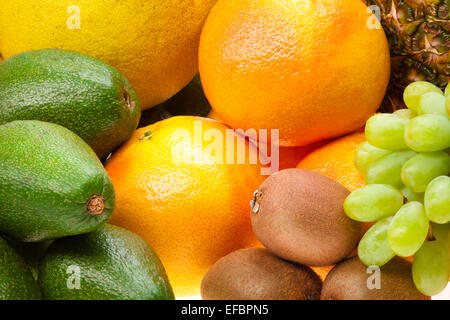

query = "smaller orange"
[297,131,366,192]
[312,266,334,282]
[106,116,265,297]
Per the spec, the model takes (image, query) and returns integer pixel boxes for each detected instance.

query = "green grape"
[401,151,450,193]
[365,114,409,150]
[365,150,416,188]
[394,109,416,119]
[388,201,429,257]
[401,186,424,203]
[417,92,448,118]
[358,217,395,267]
[355,142,391,175]
[445,82,450,97]
[412,241,450,296]
[446,95,450,117]
[403,81,443,112]
[344,184,404,222]
[405,114,450,152]
[424,176,450,224]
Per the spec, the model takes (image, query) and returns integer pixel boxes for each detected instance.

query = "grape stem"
[427,222,435,241]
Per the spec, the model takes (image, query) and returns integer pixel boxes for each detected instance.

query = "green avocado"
[38,224,174,300]
[0,49,141,159]
[0,120,115,242]
[0,236,42,300]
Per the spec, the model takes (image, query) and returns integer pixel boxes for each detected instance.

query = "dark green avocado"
[0,120,115,242]
[0,49,141,159]
[0,236,42,300]
[38,224,174,300]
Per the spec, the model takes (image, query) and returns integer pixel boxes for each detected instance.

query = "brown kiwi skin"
[321,256,430,300]
[250,169,362,267]
[201,248,322,300]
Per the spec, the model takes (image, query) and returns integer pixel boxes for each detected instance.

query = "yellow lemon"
[0,0,217,109]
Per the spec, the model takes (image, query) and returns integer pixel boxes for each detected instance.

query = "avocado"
[0,120,115,242]
[38,224,174,300]
[0,49,141,159]
[0,236,42,300]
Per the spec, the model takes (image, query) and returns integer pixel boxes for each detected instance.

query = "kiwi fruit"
[250,168,361,266]
[321,256,430,300]
[201,248,322,300]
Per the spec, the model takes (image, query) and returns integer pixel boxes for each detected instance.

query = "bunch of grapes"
[344,81,450,296]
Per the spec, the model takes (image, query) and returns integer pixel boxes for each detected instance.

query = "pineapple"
[364,0,449,112]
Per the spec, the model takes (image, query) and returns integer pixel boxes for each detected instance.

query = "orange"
[297,131,366,192]
[312,266,334,282]
[105,116,265,297]
[199,0,390,146]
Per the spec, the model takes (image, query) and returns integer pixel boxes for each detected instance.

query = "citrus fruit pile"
[0,0,448,301]
[344,81,450,296]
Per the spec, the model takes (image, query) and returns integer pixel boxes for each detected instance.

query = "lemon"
[0,0,217,109]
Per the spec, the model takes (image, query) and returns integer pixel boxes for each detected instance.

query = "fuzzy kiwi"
[321,256,430,300]
[250,169,361,266]
[201,248,322,300]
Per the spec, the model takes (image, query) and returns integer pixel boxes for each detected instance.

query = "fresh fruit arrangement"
[344,81,450,296]
[0,0,448,302]
[202,168,429,300]
[0,50,174,300]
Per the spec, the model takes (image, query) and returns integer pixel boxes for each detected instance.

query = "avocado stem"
[87,195,105,216]
[123,89,133,109]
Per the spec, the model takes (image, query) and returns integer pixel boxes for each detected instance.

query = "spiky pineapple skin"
[364,0,449,112]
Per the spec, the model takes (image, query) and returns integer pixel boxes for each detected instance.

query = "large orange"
[105,116,265,297]
[199,0,390,146]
